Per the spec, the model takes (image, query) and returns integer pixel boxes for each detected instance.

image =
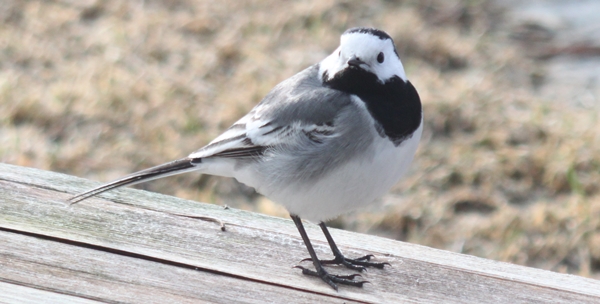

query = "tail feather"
[68,157,199,205]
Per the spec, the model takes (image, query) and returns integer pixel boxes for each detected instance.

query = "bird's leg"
[290,214,367,290]
[316,222,390,271]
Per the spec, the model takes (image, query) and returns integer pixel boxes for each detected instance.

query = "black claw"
[293,265,309,271]
[356,254,374,261]
[293,265,367,290]
[334,273,362,280]
[304,254,389,271]
[323,258,367,271]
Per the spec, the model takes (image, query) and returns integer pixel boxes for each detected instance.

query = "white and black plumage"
[69,27,423,290]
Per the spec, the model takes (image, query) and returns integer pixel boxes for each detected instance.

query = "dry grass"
[1,0,599,278]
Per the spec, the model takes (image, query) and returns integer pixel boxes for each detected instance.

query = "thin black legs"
[291,214,368,290]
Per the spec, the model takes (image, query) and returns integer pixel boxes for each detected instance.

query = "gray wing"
[190,64,377,185]
[189,64,355,159]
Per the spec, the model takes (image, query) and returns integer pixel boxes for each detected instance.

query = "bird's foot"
[301,254,390,272]
[293,266,368,290]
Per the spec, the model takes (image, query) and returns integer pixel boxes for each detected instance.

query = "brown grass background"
[1,0,599,278]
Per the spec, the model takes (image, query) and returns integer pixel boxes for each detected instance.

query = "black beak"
[347,57,365,68]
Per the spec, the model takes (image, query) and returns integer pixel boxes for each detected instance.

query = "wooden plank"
[1,163,600,303]
[0,281,102,304]
[0,230,355,304]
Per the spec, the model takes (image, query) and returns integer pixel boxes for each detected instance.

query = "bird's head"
[319,28,406,87]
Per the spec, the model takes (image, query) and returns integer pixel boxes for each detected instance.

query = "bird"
[68,27,423,290]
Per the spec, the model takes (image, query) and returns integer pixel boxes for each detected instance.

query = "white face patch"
[319,31,406,84]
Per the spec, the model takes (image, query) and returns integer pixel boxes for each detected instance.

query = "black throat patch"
[323,67,422,146]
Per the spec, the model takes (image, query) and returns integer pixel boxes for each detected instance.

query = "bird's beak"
[347,56,366,68]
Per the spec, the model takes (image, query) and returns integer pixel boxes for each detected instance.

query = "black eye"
[377,52,384,63]
[338,50,341,57]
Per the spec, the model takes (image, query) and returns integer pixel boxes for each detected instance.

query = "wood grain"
[1,163,599,303]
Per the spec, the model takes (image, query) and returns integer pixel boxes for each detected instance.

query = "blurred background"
[1,0,599,279]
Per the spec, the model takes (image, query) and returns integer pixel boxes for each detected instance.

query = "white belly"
[266,123,422,222]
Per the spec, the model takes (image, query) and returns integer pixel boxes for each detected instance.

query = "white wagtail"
[69,27,423,290]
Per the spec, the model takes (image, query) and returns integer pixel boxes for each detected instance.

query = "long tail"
[68,157,200,205]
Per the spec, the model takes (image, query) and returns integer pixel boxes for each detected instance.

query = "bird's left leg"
[315,222,389,271]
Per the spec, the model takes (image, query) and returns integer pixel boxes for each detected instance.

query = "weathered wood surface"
[1,163,599,304]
